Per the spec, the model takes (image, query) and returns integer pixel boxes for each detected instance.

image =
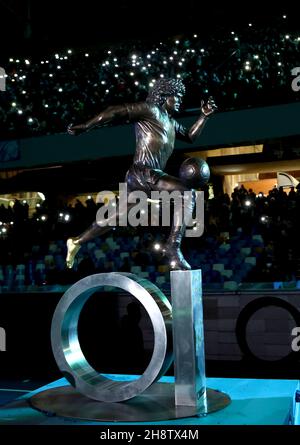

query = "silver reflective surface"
[170,269,206,409]
[29,384,231,422]
[51,272,173,402]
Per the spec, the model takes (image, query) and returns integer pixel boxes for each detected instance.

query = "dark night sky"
[0,1,299,56]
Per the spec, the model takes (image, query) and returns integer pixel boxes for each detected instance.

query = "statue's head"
[146,78,186,111]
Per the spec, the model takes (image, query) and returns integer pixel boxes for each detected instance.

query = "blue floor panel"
[0,375,298,425]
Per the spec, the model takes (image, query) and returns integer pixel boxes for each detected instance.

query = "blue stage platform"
[0,375,299,425]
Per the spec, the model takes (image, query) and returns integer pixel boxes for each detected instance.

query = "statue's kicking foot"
[66,238,81,268]
[163,244,191,270]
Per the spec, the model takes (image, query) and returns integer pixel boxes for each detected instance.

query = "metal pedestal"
[38,269,231,421]
[29,383,230,422]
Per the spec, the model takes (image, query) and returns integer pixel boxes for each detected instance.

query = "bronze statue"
[66,79,217,270]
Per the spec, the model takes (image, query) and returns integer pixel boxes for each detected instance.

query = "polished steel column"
[170,269,206,410]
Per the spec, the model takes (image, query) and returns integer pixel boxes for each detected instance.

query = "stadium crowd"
[0,14,299,139]
[0,183,299,290]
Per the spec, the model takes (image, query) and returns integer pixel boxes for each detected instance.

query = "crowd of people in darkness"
[0,14,299,140]
[205,184,300,282]
[0,183,300,288]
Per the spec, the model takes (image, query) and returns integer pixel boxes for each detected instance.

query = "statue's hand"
[201,96,218,116]
[67,124,82,136]
[67,124,76,136]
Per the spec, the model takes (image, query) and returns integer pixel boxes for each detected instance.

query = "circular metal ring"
[51,272,173,402]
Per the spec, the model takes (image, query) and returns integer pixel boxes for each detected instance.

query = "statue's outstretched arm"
[67,104,131,136]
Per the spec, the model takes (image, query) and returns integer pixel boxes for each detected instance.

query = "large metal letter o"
[51,272,173,402]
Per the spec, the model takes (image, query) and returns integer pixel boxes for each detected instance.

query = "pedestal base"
[29,382,231,422]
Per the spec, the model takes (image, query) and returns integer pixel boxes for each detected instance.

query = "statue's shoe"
[66,238,81,269]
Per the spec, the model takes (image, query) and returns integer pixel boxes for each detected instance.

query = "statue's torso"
[130,103,176,171]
